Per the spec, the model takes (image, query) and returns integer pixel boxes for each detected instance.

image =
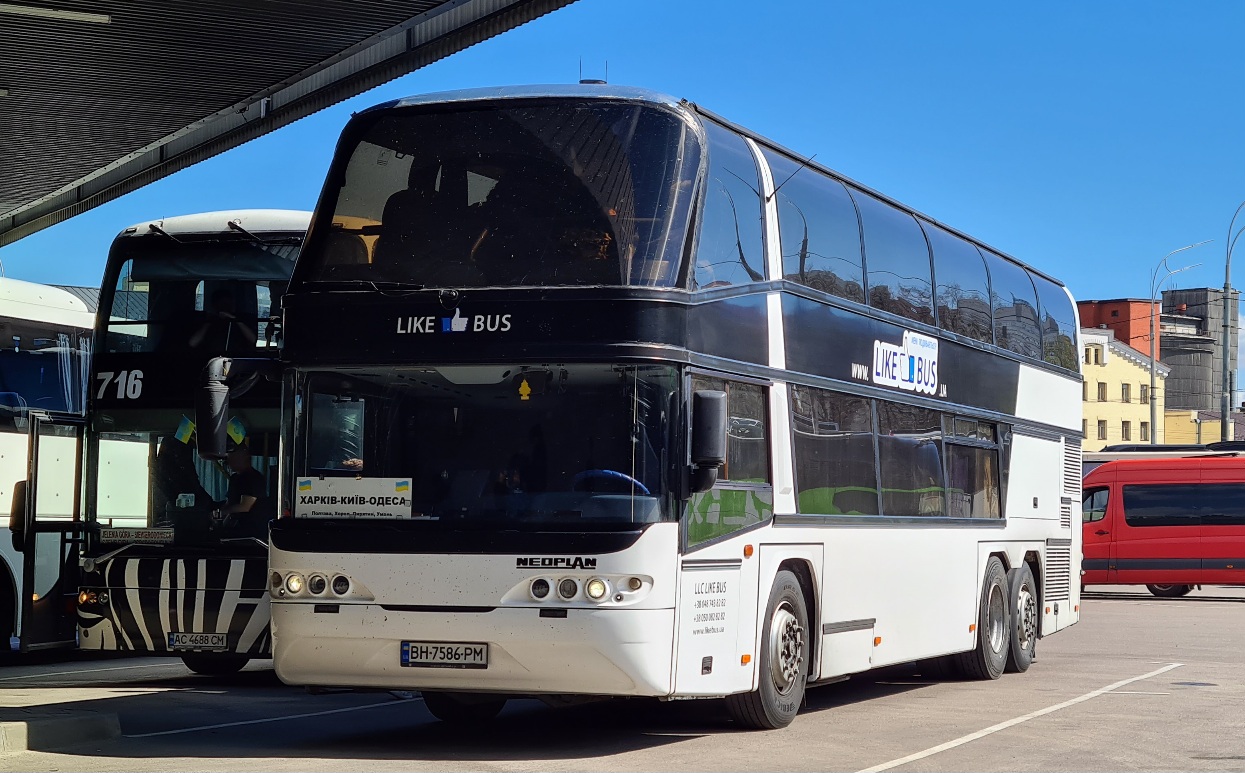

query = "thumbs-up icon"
[442,308,468,332]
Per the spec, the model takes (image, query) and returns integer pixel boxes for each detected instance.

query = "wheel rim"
[768,602,805,695]
[1016,584,1037,651]
[1151,585,1174,592]
[987,581,1007,653]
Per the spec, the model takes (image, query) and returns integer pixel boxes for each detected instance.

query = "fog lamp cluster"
[272,570,360,599]
[78,589,109,606]
[528,574,647,604]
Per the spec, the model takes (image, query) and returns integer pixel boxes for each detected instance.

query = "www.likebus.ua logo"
[872,330,939,396]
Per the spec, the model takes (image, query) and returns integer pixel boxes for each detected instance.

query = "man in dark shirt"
[213,442,270,538]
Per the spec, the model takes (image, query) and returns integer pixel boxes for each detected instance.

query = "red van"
[1082,456,1245,597]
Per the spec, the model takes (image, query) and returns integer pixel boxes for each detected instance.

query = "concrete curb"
[0,709,121,752]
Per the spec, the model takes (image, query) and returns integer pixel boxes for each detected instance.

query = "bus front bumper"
[271,602,675,697]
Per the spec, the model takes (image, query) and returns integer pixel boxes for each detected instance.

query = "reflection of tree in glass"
[779,197,866,303]
[937,282,993,342]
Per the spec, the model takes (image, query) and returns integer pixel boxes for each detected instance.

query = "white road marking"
[124,696,417,738]
[856,663,1184,773]
[0,662,185,681]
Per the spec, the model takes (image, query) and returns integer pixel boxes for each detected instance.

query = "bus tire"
[726,569,808,730]
[955,557,1009,680]
[1146,584,1193,598]
[421,691,506,723]
[180,653,249,675]
[1004,564,1038,673]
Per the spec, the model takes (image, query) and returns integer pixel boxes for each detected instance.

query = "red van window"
[1083,487,1108,523]
[1120,483,1245,527]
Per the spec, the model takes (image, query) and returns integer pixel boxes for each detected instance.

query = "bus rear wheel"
[421,692,506,723]
[955,557,1010,680]
[1146,584,1193,598]
[180,653,249,675]
[1004,564,1038,673]
[726,569,808,730]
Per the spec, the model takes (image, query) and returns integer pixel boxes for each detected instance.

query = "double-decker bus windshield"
[104,235,299,355]
[299,101,701,289]
[293,364,678,528]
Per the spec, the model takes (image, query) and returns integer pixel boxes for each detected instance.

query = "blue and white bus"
[202,85,1081,727]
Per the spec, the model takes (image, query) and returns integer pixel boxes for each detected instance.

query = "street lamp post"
[1221,202,1245,441]
[1150,242,1211,444]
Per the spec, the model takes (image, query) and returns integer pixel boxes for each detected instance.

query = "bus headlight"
[557,578,579,600]
[271,571,283,590]
[331,575,350,595]
[530,578,551,600]
[285,573,305,595]
[308,575,327,595]
[585,577,609,601]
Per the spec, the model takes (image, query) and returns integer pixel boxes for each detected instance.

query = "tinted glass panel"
[301,102,700,289]
[945,444,1000,518]
[983,250,1042,359]
[1123,483,1245,526]
[789,384,878,515]
[687,375,772,546]
[694,122,766,289]
[295,364,678,531]
[0,321,91,426]
[1082,486,1108,522]
[852,191,934,324]
[764,148,865,303]
[922,221,993,343]
[876,401,944,515]
[1032,274,1078,369]
[104,236,298,355]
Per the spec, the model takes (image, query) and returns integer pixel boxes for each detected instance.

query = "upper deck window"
[851,190,935,325]
[692,122,765,289]
[982,249,1042,360]
[103,237,298,354]
[1032,274,1078,370]
[764,147,865,303]
[299,101,701,289]
[921,221,993,344]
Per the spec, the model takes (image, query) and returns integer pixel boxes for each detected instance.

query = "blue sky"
[4,0,1244,308]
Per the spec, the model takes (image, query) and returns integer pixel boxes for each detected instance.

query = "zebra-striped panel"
[78,556,271,656]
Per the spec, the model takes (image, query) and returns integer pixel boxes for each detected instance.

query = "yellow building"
[1164,409,1238,445]
[1081,327,1168,450]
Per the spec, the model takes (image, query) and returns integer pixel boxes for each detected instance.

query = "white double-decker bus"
[201,85,1082,728]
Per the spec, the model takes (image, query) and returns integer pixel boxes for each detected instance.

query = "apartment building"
[1081,327,1168,449]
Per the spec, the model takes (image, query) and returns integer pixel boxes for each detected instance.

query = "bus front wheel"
[421,692,506,723]
[955,557,1010,680]
[1146,584,1193,598]
[726,569,808,730]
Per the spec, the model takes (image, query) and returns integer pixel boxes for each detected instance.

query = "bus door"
[14,413,85,651]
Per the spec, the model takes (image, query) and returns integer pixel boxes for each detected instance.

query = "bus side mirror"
[196,357,232,460]
[9,479,27,553]
[689,390,727,494]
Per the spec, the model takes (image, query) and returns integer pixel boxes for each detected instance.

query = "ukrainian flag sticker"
[395,480,410,493]
[298,480,313,492]
[174,416,195,444]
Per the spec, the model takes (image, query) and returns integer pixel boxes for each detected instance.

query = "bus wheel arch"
[726,567,810,730]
